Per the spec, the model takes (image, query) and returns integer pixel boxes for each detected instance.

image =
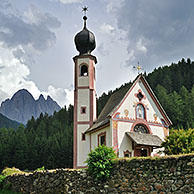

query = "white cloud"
[100,23,114,34]
[46,85,73,107]
[0,44,73,107]
[0,2,73,108]
[136,38,147,54]
[51,0,83,4]
[106,0,125,14]
[0,44,41,100]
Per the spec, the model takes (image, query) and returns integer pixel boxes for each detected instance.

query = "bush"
[1,168,24,176]
[85,145,116,180]
[162,128,194,155]
[0,175,6,189]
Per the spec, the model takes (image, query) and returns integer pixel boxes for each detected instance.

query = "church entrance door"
[134,147,150,157]
[141,149,148,156]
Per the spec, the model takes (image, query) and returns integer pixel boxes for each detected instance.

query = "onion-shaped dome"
[74,16,96,55]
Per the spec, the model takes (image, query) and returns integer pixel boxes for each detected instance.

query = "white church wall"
[77,124,90,167]
[150,125,165,141]
[77,89,90,121]
[117,121,133,157]
[139,83,163,123]
[90,126,111,151]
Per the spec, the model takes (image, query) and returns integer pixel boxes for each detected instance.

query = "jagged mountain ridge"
[0,89,61,124]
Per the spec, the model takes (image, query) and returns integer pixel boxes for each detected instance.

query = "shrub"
[1,168,24,176]
[85,145,116,180]
[0,175,6,189]
[162,128,194,155]
[35,166,45,172]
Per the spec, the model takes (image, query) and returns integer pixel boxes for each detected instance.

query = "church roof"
[85,80,132,133]
[85,74,172,133]
[126,132,163,147]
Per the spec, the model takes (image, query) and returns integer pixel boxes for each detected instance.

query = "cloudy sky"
[0,0,194,107]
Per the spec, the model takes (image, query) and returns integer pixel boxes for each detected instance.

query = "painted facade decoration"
[73,14,172,168]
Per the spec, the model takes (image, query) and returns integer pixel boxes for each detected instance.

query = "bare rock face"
[0,89,61,124]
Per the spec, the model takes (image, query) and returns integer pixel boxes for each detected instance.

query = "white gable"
[111,75,171,127]
[112,80,164,124]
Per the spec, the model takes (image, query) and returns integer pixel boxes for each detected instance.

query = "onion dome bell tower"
[74,15,96,55]
[73,7,97,168]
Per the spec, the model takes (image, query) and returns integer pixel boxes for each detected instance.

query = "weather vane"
[82,6,88,16]
[133,62,143,74]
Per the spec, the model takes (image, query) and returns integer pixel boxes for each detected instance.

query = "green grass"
[0,190,21,194]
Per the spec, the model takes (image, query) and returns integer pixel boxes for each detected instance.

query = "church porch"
[125,132,163,157]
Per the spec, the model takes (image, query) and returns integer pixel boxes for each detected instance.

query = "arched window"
[134,124,148,134]
[80,65,88,76]
[136,104,145,119]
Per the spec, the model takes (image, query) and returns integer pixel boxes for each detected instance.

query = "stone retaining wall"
[5,154,194,193]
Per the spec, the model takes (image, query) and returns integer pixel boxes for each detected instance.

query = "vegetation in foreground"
[0,190,22,194]
[86,145,116,180]
[162,128,194,155]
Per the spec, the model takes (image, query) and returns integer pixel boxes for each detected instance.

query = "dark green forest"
[0,58,194,171]
[0,106,73,171]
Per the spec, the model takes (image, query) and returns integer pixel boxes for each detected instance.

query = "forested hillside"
[0,106,73,171]
[0,113,21,129]
[0,58,193,171]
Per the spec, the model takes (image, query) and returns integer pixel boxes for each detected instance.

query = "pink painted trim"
[73,90,78,169]
[73,55,97,64]
[74,60,78,90]
[134,89,146,101]
[123,150,132,157]
[113,127,118,154]
[90,89,93,126]
[112,118,164,127]
[113,112,121,119]
[77,86,90,89]
[131,119,152,134]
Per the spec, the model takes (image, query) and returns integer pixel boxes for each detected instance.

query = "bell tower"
[73,8,97,168]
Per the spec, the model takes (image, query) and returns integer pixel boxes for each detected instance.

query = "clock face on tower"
[134,124,148,133]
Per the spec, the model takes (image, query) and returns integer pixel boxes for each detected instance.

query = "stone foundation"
[5,154,194,193]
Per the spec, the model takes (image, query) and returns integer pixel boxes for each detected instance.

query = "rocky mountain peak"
[0,89,61,124]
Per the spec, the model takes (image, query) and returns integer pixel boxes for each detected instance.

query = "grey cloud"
[0,0,11,10]
[97,43,109,56]
[0,4,61,51]
[116,0,194,70]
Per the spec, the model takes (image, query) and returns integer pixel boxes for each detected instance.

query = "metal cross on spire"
[133,62,143,74]
[82,6,88,16]
[82,6,88,28]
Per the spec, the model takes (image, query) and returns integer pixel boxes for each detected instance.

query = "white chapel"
[73,13,172,168]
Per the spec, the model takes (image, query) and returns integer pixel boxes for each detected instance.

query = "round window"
[134,124,148,133]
